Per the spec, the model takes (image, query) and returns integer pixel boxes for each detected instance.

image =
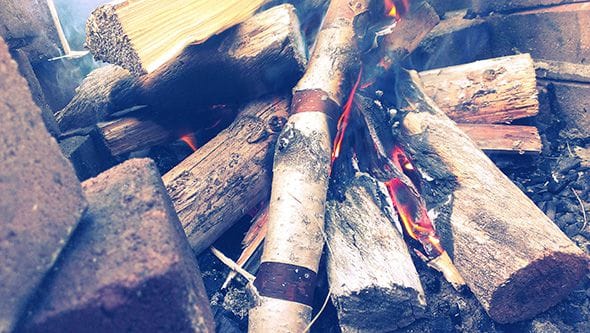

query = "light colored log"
[395,69,589,324]
[86,0,267,74]
[419,54,539,124]
[457,124,542,154]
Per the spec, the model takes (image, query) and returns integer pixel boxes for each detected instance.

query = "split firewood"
[248,0,373,331]
[55,65,133,133]
[394,69,589,323]
[59,4,306,132]
[163,97,289,254]
[419,54,539,124]
[456,124,542,154]
[325,153,427,332]
[86,0,267,74]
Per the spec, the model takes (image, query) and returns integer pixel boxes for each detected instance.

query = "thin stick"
[210,247,255,283]
[571,188,588,231]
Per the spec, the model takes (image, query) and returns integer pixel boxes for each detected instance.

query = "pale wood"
[250,0,371,331]
[163,97,289,254]
[60,5,305,130]
[395,70,589,324]
[457,124,542,154]
[86,0,267,74]
[98,116,173,156]
[326,170,426,332]
[419,54,539,124]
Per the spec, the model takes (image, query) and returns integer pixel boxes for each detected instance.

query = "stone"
[0,36,86,333]
[22,159,214,333]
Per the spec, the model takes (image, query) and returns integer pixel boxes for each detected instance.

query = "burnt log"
[470,0,588,16]
[163,97,289,254]
[0,37,86,333]
[394,69,589,324]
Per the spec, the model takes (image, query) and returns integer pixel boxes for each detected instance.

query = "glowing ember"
[384,0,410,20]
[332,69,363,164]
[384,146,444,258]
[179,133,199,152]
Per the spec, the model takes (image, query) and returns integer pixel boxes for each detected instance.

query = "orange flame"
[179,133,199,152]
[385,146,444,257]
[332,68,363,164]
[384,0,410,20]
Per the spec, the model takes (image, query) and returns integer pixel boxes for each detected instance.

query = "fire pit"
[0,0,589,332]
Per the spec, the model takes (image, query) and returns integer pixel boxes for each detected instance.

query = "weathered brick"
[23,158,214,333]
[488,3,590,64]
[0,36,86,333]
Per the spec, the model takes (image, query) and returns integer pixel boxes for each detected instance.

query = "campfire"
[1,0,589,332]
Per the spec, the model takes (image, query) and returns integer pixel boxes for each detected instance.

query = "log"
[248,0,372,331]
[487,3,590,64]
[325,163,426,332]
[98,116,174,156]
[86,0,267,74]
[59,4,305,129]
[457,124,542,154]
[394,69,589,323]
[163,97,289,254]
[419,54,539,124]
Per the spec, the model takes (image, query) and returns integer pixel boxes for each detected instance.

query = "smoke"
[53,0,109,75]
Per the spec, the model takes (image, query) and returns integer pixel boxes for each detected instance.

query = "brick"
[22,159,215,333]
[409,10,492,71]
[470,0,588,15]
[488,3,590,64]
[0,37,86,333]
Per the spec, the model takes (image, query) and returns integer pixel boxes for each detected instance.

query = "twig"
[571,188,587,231]
[210,247,255,283]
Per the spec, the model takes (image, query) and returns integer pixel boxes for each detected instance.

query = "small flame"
[332,68,363,164]
[179,133,199,152]
[385,146,444,257]
[384,0,410,20]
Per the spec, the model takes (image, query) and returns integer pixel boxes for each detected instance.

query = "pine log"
[419,54,539,124]
[86,0,267,74]
[163,97,289,254]
[326,168,426,332]
[394,69,589,324]
[59,4,305,130]
[98,116,173,156]
[248,0,373,331]
[487,3,590,64]
[456,124,542,154]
